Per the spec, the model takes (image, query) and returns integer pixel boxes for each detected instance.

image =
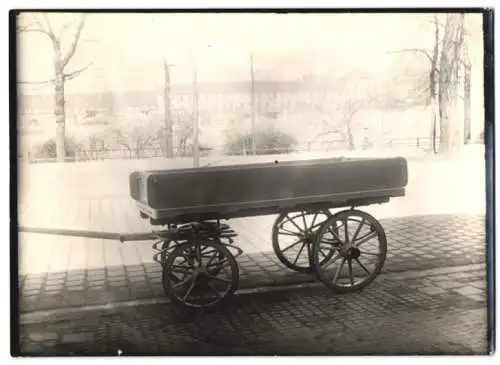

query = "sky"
[16,12,484,95]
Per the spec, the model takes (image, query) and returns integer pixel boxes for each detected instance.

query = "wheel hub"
[302,230,317,243]
[193,267,209,278]
[339,245,361,259]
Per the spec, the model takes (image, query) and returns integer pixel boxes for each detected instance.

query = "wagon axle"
[340,246,361,260]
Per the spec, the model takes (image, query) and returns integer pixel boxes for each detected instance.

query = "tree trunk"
[54,66,66,162]
[346,122,355,150]
[431,96,439,153]
[463,53,472,144]
[430,14,440,154]
[438,14,465,155]
[163,61,174,157]
[250,54,256,155]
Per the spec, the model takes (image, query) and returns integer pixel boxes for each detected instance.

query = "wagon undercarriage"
[143,206,388,310]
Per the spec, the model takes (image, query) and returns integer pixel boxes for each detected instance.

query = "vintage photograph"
[14,9,491,355]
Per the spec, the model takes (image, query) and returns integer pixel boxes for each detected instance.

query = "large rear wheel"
[272,209,336,273]
[312,209,387,293]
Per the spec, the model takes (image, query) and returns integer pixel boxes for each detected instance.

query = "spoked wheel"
[272,209,336,273]
[312,209,387,293]
[162,239,239,309]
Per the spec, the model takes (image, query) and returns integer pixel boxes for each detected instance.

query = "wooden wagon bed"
[129,156,408,225]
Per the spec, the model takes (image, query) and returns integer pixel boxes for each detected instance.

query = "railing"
[20,136,482,164]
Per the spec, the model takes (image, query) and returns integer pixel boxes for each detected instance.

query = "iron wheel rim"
[312,209,387,292]
[272,209,336,273]
[163,240,239,308]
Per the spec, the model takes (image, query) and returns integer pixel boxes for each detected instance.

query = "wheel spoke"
[285,214,305,233]
[182,281,196,301]
[323,253,342,270]
[170,264,191,270]
[201,249,218,258]
[310,221,326,231]
[181,253,197,268]
[355,257,371,275]
[354,231,378,247]
[206,281,223,299]
[348,259,355,286]
[171,275,193,289]
[301,212,308,231]
[281,238,304,253]
[327,224,345,244]
[351,218,366,243]
[207,259,231,271]
[195,244,202,264]
[278,228,302,237]
[360,250,381,257]
[200,245,211,253]
[310,214,318,230]
[331,257,346,283]
[205,250,218,267]
[292,242,307,265]
[170,267,192,276]
[207,275,232,284]
[344,218,349,243]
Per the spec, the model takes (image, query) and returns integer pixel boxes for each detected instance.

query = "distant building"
[19,76,482,156]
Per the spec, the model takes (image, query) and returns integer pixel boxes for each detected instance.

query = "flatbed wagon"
[20,156,408,310]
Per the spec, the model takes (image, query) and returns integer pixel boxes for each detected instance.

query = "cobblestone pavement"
[16,265,490,356]
[18,213,486,313]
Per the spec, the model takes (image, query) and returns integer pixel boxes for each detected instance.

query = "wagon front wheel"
[162,240,239,309]
[312,210,387,293]
[272,209,336,274]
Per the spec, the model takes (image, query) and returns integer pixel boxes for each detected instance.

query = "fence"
[21,136,448,164]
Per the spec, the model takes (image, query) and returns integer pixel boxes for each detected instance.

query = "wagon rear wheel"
[312,209,387,293]
[272,209,336,274]
[162,240,239,309]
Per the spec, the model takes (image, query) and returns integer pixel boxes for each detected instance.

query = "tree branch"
[17,58,94,84]
[59,18,79,38]
[61,14,87,68]
[41,14,55,37]
[387,48,434,64]
[18,23,55,41]
[63,59,95,81]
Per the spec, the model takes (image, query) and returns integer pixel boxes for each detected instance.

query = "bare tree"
[110,120,160,159]
[438,13,466,154]
[462,34,472,145]
[161,58,174,158]
[17,13,92,162]
[387,14,441,153]
[388,13,472,154]
[315,94,377,151]
[174,112,194,157]
[250,53,257,155]
[151,16,175,159]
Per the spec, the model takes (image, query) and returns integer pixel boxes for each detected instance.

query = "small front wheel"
[162,239,239,309]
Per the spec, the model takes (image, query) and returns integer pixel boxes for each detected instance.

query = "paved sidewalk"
[18,213,486,313]
[16,265,490,356]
